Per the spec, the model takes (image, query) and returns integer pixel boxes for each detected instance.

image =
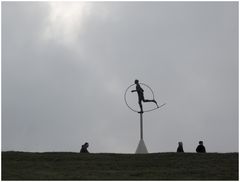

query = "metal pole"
[140,113,143,140]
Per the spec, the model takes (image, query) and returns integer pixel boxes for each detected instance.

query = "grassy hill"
[2,151,238,180]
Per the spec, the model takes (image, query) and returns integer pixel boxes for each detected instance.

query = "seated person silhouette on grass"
[131,79,159,113]
[80,142,89,153]
[177,142,184,153]
[196,141,206,153]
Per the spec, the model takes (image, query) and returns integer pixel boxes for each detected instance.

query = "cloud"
[2,2,238,153]
[43,2,92,46]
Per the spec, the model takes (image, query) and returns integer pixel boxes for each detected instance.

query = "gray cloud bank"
[2,2,238,153]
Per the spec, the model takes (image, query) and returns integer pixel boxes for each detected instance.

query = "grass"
[2,151,238,180]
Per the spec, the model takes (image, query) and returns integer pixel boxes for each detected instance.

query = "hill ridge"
[2,151,238,180]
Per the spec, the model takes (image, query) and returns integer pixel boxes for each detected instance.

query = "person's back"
[196,141,206,153]
[177,142,184,153]
[80,142,89,153]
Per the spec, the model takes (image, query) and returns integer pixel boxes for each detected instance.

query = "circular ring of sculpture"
[124,83,159,113]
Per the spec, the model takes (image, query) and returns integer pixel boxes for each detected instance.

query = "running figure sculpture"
[131,79,159,113]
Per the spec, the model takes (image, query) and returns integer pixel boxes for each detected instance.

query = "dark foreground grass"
[2,151,238,180]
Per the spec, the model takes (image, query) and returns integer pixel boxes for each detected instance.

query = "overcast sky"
[2,2,238,153]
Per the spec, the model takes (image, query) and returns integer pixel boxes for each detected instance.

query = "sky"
[2,2,238,153]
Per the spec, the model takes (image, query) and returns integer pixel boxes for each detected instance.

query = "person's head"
[199,141,203,145]
[83,142,89,148]
[135,79,139,84]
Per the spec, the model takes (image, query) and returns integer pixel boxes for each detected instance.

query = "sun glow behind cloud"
[43,2,122,96]
[43,2,92,46]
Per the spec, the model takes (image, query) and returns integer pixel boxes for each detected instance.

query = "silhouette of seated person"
[196,141,206,153]
[131,79,158,113]
[177,142,184,153]
[80,142,89,153]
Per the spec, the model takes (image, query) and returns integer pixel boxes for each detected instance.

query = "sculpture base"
[135,139,148,154]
